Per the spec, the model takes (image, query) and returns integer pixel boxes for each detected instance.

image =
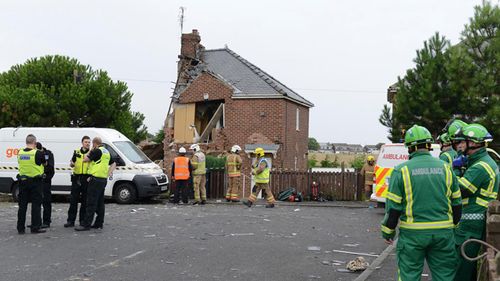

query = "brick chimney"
[180,29,202,59]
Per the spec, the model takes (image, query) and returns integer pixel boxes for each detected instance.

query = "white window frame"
[296,108,300,131]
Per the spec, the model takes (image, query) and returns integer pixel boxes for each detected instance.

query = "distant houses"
[311,143,380,154]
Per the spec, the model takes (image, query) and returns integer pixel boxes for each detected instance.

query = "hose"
[461,238,499,261]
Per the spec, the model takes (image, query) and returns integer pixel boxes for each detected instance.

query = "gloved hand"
[382,230,395,241]
[453,155,467,169]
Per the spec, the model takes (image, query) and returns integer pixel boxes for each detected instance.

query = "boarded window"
[174,103,196,143]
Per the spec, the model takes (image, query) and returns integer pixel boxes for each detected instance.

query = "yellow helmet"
[367,155,375,161]
[254,147,265,157]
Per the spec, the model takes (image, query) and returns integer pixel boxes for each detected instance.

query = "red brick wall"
[166,72,310,172]
[180,29,201,59]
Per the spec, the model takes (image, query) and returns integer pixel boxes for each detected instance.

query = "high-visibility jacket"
[382,151,461,233]
[361,163,374,185]
[226,154,242,177]
[174,156,190,180]
[73,148,90,175]
[458,148,499,214]
[88,146,111,179]
[254,158,270,184]
[192,152,206,175]
[18,148,44,178]
[439,148,458,165]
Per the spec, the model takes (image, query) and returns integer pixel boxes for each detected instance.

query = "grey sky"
[1,0,485,145]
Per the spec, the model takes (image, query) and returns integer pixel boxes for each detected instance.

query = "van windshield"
[113,141,151,164]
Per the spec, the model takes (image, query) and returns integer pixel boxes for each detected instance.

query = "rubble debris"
[346,256,369,272]
[308,246,321,251]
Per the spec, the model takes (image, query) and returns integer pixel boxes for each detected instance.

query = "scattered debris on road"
[346,256,369,272]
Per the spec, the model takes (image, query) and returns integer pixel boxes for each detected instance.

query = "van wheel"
[114,183,137,204]
[12,183,19,202]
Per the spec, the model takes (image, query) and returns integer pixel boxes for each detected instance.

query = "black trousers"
[17,178,43,232]
[173,180,189,203]
[67,175,89,224]
[42,178,52,225]
[82,177,106,227]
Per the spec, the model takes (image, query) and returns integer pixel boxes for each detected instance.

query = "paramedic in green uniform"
[381,125,462,281]
[437,133,458,165]
[454,124,499,281]
[444,119,468,176]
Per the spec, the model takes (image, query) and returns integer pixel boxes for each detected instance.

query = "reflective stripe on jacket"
[254,158,270,184]
[384,151,461,231]
[174,156,190,180]
[18,149,44,178]
[192,152,206,175]
[226,154,242,177]
[458,148,499,214]
[73,148,90,175]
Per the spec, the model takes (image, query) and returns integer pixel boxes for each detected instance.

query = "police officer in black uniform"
[36,142,55,228]
[65,136,91,228]
[17,134,46,234]
[75,137,116,231]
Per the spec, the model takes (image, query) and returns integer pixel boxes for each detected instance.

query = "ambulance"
[370,143,441,207]
[370,143,500,207]
[0,127,168,204]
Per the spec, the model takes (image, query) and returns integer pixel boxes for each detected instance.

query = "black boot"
[242,200,253,207]
[64,222,75,228]
[266,203,275,208]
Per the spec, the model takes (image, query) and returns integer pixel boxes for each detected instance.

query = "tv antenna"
[179,7,186,34]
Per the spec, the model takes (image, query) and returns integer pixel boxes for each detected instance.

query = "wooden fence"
[205,169,364,201]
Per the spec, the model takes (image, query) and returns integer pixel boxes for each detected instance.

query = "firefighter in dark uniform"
[17,134,47,234]
[65,136,91,228]
[36,142,55,228]
[75,137,116,231]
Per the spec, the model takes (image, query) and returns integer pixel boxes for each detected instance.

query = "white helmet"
[231,145,241,153]
[178,147,186,154]
[190,144,201,152]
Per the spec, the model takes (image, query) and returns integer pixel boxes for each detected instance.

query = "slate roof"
[202,48,313,108]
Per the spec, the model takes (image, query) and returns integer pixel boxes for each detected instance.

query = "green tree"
[0,55,147,143]
[350,155,365,170]
[381,2,500,147]
[379,104,401,142]
[308,137,320,151]
[391,33,455,136]
[457,2,500,147]
[320,157,333,168]
[206,155,226,169]
[308,155,318,168]
[153,128,165,144]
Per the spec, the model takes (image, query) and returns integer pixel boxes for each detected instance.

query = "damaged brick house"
[163,29,314,175]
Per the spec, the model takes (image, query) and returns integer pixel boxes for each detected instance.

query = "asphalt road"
[0,201,393,281]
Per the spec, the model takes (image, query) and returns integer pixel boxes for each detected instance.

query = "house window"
[296,108,300,131]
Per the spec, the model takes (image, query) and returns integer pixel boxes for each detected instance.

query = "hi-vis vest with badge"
[73,148,90,175]
[192,152,206,175]
[88,147,111,179]
[174,156,190,180]
[226,154,242,177]
[254,158,270,184]
[17,149,44,178]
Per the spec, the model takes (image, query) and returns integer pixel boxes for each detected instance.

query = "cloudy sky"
[1,0,486,144]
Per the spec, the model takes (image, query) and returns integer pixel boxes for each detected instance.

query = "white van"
[370,143,440,206]
[0,127,168,204]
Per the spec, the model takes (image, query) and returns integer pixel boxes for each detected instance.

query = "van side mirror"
[114,157,125,166]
